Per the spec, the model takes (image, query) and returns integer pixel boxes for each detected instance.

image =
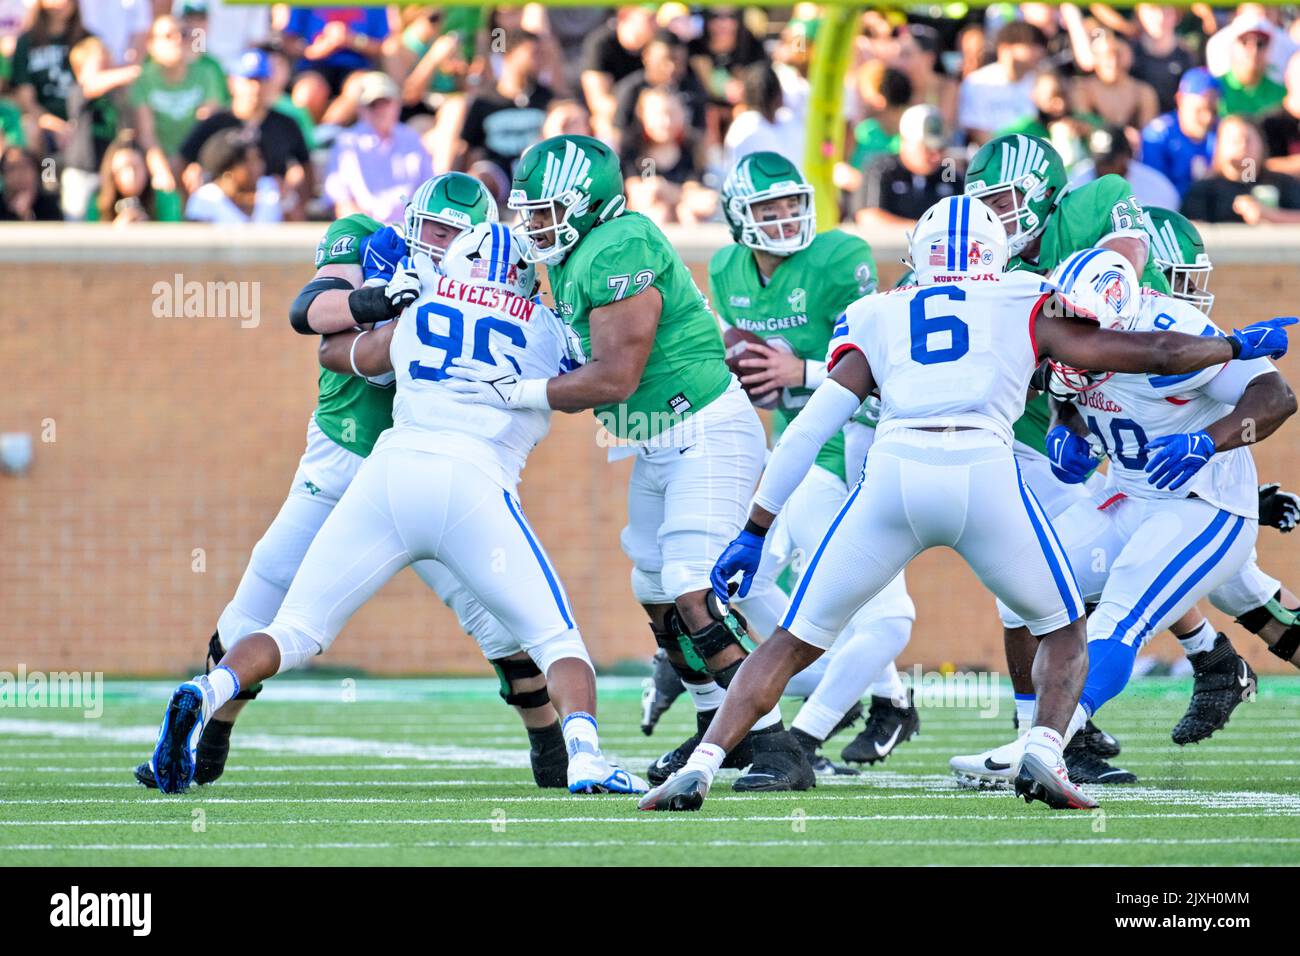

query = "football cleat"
[640,649,685,736]
[647,710,753,785]
[824,699,865,742]
[1014,750,1099,810]
[567,751,648,794]
[732,728,816,792]
[637,768,711,812]
[1062,734,1137,785]
[1079,719,1121,758]
[149,678,217,794]
[950,733,1026,790]
[1171,633,1257,745]
[841,689,920,765]
[792,727,859,776]
[134,717,234,789]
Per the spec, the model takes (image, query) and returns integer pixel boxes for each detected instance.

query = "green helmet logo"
[964,134,1067,258]
[405,172,498,262]
[721,151,816,256]
[509,135,626,265]
[1144,206,1213,316]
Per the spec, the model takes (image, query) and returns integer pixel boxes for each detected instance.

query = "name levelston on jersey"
[432,275,538,322]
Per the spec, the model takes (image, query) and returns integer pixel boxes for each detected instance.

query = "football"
[723,325,790,409]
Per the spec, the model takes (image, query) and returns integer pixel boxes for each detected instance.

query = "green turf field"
[2,676,1297,866]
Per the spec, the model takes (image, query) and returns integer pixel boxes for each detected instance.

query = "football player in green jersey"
[135,174,575,791]
[447,134,815,790]
[709,152,920,779]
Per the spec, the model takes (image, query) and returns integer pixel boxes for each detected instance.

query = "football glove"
[360,225,407,282]
[1227,316,1296,361]
[1046,425,1098,484]
[709,529,765,603]
[1259,482,1300,533]
[1144,431,1215,491]
[443,355,548,410]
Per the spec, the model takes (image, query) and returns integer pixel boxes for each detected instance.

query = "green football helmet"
[721,151,816,255]
[964,133,1068,259]
[405,172,498,262]
[508,135,626,265]
[1145,206,1213,316]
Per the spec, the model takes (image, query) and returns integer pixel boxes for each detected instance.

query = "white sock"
[753,703,783,731]
[868,661,908,706]
[1023,725,1065,765]
[683,742,726,785]
[1014,693,1036,731]
[1177,620,1217,656]
[561,711,600,756]
[1064,703,1089,745]
[205,666,239,711]
[686,680,726,712]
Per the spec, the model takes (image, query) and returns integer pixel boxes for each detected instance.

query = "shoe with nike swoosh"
[949,733,1026,790]
[841,689,920,765]
[1171,633,1257,745]
[1014,751,1099,810]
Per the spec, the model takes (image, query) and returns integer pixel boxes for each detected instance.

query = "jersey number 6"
[409,302,525,382]
[910,286,970,366]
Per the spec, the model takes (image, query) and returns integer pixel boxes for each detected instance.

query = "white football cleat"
[1014,750,1099,810]
[949,733,1026,790]
[567,751,648,794]
[637,768,711,812]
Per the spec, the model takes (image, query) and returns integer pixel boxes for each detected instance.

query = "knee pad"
[1235,592,1300,661]
[685,597,753,661]
[528,628,593,678]
[650,609,708,678]
[490,656,551,710]
[262,621,324,675]
[205,632,262,700]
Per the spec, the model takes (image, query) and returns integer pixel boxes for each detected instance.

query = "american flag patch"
[929,242,946,266]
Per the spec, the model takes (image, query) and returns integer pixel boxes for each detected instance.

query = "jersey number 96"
[409,302,525,382]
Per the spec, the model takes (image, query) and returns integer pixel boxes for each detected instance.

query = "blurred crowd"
[3,1,1300,227]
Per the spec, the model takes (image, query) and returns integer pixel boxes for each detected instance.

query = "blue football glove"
[1046,425,1098,484]
[710,529,765,604]
[360,226,408,283]
[1144,431,1216,491]
[1228,316,1297,361]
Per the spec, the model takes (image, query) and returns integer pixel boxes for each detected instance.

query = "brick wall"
[2,228,1297,676]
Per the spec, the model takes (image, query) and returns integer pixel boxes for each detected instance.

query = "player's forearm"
[308,289,367,334]
[1207,375,1297,452]
[319,324,396,377]
[542,360,641,412]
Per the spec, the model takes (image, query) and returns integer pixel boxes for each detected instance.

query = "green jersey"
[1007,174,1171,454]
[129,55,229,156]
[710,230,876,481]
[548,212,732,440]
[311,213,397,457]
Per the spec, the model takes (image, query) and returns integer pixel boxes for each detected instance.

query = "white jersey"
[1077,291,1268,519]
[376,274,571,489]
[830,271,1047,445]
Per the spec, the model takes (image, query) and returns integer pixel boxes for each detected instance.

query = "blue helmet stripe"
[958,196,971,271]
[1060,248,1105,295]
[947,199,957,271]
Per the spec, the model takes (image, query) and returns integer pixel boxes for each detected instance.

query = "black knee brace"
[686,600,751,661]
[712,658,743,689]
[490,656,552,709]
[206,632,262,700]
[650,609,709,677]
[1235,592,1300,661]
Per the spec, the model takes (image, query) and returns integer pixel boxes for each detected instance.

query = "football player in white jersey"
[637,196,1294,812]
[952,249,1296,787]
[149,225,648,797]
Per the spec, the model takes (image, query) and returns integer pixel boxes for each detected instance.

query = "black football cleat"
[840,689,920,765]
[1062,734,1137,784]
[647,709,752,785]
[732,727,816,792]
[792,726,859,776]
[134,717,234,790]
[1078,719,1122,758]
[640,649,685,736]
[1172,634,1257,745]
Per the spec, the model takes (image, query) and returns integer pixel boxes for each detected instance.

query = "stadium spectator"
[78,0,152,67]
[1206,6,1297,82]
[581,7,656,141]
[1070,124,1180,210]
[130,14,227,194]
[1262,52,1300,175]
[1128,4,1198,114]
[689,7,765,108]
[283,6,390,123]
[482,6,570,99]
[185,127,282,223]
[192,0,272,74]
[0,145,62,220]
[724,63,803,171]
[1141,67,1220,197]
[458,29,553,181]
[1072,31,1159,132]
[896,24,959,132]
[10,0,91,157]
[540,99,593,140]
[770,14,813,124]
[851,104,963,227]
[323,71,431,223]
[1217,19,1286,118]
[394,8,475,107]
[177,50,311,218]
[847,65,913,165]
[59,34,137,219]
[955,23,991,79]
[91,130,182,224]
[958,21,1047,144]
[622,86,716,226]
[611,30,709,146]
[0,95,24,149]
[1181,114,1300,222]
[1000,71,1094,169]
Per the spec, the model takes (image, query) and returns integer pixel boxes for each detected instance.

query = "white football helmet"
[1044,247,1140,392]
[439,222,538,300]
[907,196,1007,285]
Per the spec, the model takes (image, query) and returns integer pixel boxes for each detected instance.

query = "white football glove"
[443,356,550,410]
[383,268,421,316]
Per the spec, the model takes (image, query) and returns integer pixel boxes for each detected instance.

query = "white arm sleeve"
[1202,358,1277,406]
[803,359,828,389]
[753,379,864,514]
